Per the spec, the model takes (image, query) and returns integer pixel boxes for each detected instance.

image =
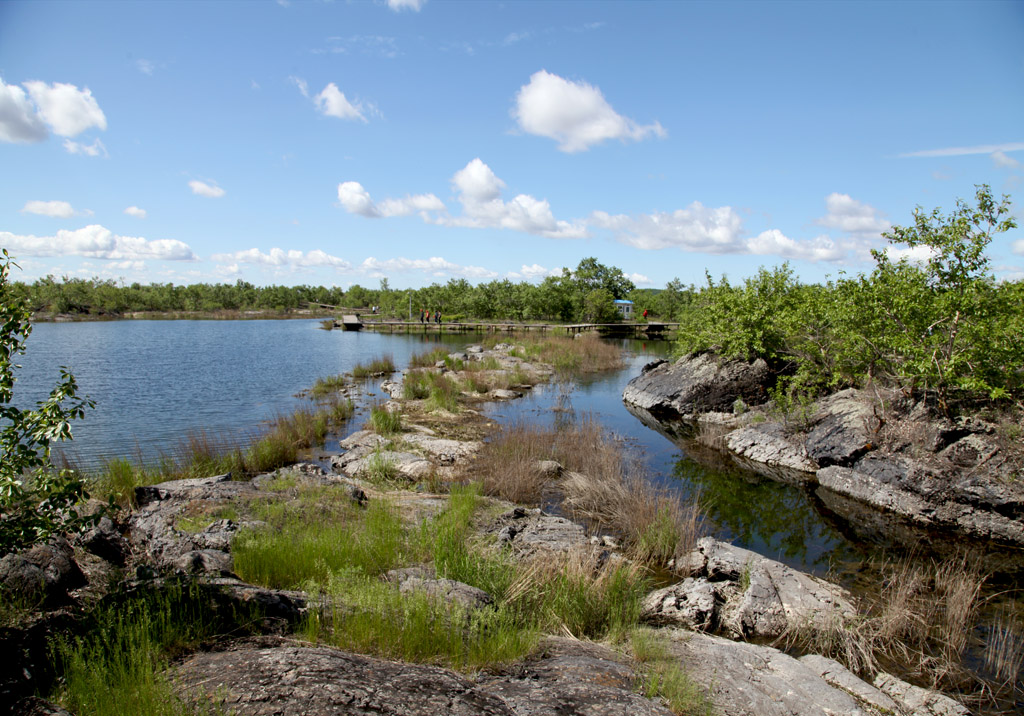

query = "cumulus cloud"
[189,180,226,198]
[884,244,937,264]
[211,247,352,270]
[513,70,665,153]
[627,272,652,286]
[387,0,424,11]
[124,206,147,218]
[360,256,497,280]
[337,181,445,219]
[23,80,106,137]
[21,200,89,219]
[136,59,155,75]
[514,263,561,280]
[1012,239,1024,256]
[339,160,586,239]
[0,77,48,142]
[591,203,848,262]
[590,203,745,252]
[63,137,107,157]
[0,225,197,261]
[443,159,588,238]
[815,193,890,237]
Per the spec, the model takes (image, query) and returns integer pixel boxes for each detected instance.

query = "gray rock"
[395,575,494,612]
[622,353,771,417]
[726,422,818,474]
[662,628,893,716]
[798,655,902,715]
[535,460,563,477]
[400,433,482,465]
[379,379,404,398]
[77,515,130,565]
[11,696,76,716]
[818,460,1024,546]
[172,640,517,715]
[171,549,234,575]
[804,390,875,467]
[873,672,970,716]
[0,537,84,605]
[487,388,521,400]
[134,473,233,506]
[643,538,855,640]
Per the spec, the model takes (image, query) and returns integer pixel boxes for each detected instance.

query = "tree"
[1,250,96,553]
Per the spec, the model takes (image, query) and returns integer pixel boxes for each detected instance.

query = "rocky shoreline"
[2,343,978,716]
[623,353,1024,549]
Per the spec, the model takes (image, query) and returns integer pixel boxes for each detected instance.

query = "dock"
[350,319,678,339]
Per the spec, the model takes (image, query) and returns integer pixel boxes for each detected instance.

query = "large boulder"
[622,354,772,418]
[641,538,855,640]
[0,537,84,605]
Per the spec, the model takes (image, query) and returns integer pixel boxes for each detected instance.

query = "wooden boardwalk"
[338,318,678,339]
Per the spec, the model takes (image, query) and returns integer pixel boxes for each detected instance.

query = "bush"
[1,250,97,553]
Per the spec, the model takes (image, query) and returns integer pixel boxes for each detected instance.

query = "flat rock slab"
[490,508,590,555]
[172,637,673,716]
[726,423,818,475]
[173,640,514,716]
[662,629,892,716]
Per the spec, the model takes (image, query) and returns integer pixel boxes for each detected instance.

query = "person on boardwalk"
[435,311,441,325]
[419,309,424,324]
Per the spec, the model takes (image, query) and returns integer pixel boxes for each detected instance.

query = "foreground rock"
[171,636,675,716]
[641,538,855,639]
[662,628,967,716]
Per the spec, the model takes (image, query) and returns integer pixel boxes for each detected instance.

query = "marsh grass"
[50,582,226,716]
[473,416,703,567]
[409,346,449,368]
[483,334,624,376]
[351,355,396,380]
[402,371,460,412]
[91,394,352,505]
[364,448,402,487]
[369,404,402,435]
[630,628,715,716]
[780,552,988,688]
[982,606,1024,689]
[309,373,347,397]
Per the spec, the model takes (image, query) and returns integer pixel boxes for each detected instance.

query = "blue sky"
[1,0,1022,290]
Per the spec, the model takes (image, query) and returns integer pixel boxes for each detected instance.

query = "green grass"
[364,448,401,486]
[409,346,449,368]
[49,583,227,716]
[309,373,347,397]
[630,628,716,716]
[369,404,402,435]
[402,371,461,412]
[234,496,406,589]
[351,355,396,379]
[234,480,653,670]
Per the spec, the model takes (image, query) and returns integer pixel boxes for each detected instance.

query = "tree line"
[9,257,693,324]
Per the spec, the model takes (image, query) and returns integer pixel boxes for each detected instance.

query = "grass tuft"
[351,355,396,380]
[369,404,402,435]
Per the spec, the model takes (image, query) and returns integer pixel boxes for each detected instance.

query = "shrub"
[1,250,98,553]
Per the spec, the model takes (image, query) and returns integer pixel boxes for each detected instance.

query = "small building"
[613,299,634,320]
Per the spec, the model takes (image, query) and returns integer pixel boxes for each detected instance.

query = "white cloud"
[314,83,368,122]
[590,203,745,252]
[189,180,226,198]
[884,244,936,264]
[337,181,444,219]
[443,158,587,238]
[289,76,310,98]
[519,263,560,279]
[21,200,88,219]
[627,272,652,286]
[899,142,1024,158]
[211,247,352,270]
[23,80,106,137]
[591,203,848,262]
[360,256,497,280]
[63,137,108,157]
[387,0,424,11]
[340,159,586,239]
[993,150,1021,169]
[0,225,197,261]
[815,193,890,236]
[337,181,381,217]
[1012,239,1024,256]
[746,230,845,262]
[513,70,665,153]
[136,59,155,75]
[124,206,147,218]
[0,77,47,142]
